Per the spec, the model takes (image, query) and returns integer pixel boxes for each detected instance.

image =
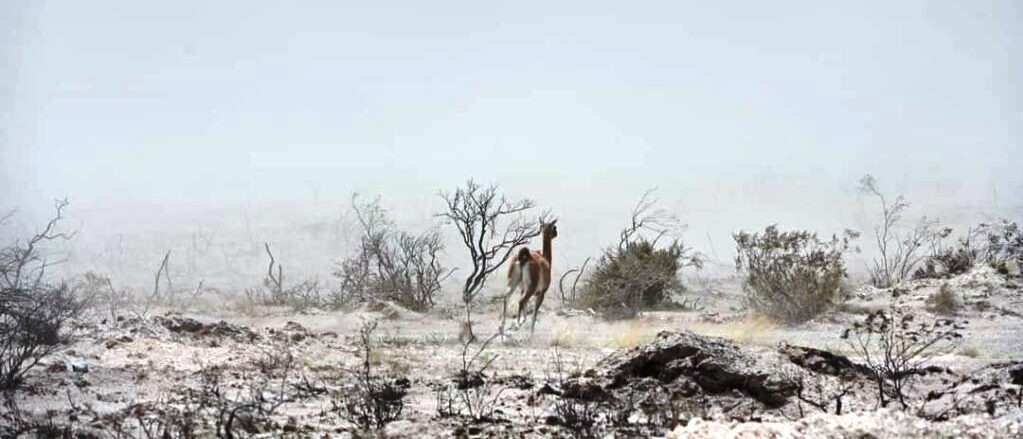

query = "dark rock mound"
[569,331,799,409]
[271,321,310,342]
[154,315,259,341]
[780,344,870,377]
[551,330,890,427]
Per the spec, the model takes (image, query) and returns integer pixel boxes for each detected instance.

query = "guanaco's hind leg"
[530,286,549,332]
[502,265,524,331]
[517,274,539,324]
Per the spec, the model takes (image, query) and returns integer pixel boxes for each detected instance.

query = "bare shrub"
[553,396,604,438]
[925,284,962,315]
[97,395,203,438]
[0,199,82,389]
[913,227,978,280]
[1,284,80,389]
[435,333,508,422]
[641,386,704,430]
[578,190,702,319]
[781,368,857,417]
[332,195,452,311]
[914,220,1023,279]
[859,175,948,288]
[545,345,696,436]
[842,310,964,408]
[558,257,590,307]
[0,198,74,291]
[76,271,133,321]
[438,180,544,336]
[734,225,857,323]
[1,396,76,438]
[245,243,322,310]
[150,249,173,305]
[336,320,408,430]
[545,345,601,435]
[182,342,312,436]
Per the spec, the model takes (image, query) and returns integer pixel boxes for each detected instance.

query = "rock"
[496,374,534,390]
[365,300,420,320]
[922,361,1023,419]
[283,321,307,333]
[554,330,892,425]
[278,321,308,342]
[578,330,798,408]
[153,315,259,341]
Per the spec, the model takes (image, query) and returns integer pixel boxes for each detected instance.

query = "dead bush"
[914,228,978,280]
[859,175,951,288]
[0,199,82,390]
[333,195,452,311]
[553,396,604,438]
[578,189,702,320]
[842,310,963,408]
[0,284,80,389]
[245,243,323,310]
[544,346,694,436]
[76,271,133,321]
[641,386,705,430]
[1,394,83,438]
[435,333,509,422]
[97,395,204,439]
[154,341,316,437]
[734,225,857,323]
[336,320,408,430]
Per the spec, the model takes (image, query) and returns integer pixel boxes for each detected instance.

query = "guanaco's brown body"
[507,219,558,330]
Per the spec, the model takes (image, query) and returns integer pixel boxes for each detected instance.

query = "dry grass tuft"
[926,284,963,315]
[958,346,981,358]
[549,321,582,348]
[607,320,659,348]
[681,315,780,346]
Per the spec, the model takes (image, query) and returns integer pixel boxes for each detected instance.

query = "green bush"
[734,225,856,323]
[579,239,700,319]
[978,219,1023,276]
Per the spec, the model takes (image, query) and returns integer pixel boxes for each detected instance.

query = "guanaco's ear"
[551,218,558,226]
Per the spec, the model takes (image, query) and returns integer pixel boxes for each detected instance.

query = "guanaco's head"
[541,218,559,240]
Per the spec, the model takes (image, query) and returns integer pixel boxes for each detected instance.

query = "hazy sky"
[1,1,1020,281]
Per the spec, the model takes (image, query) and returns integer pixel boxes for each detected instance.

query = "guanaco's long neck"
[542,231,553,268]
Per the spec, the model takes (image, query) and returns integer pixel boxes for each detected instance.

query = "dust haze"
[1,1,1021,437]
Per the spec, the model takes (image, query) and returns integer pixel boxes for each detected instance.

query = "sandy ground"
[3,266,1022,437]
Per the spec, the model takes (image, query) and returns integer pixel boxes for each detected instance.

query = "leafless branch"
[333,194,452,310]
[859,175,944,287]
[152,250,172,300]
[617,188,683,251]
[437,180,543,305]
[558,257,590,305]
[0,198,74,291]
